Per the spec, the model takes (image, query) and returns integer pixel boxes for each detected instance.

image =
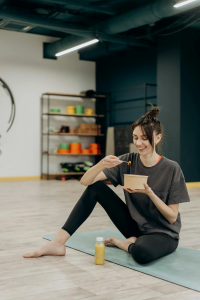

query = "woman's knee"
[130,242,154,264]
[87,181,106,191]
[83,181,106,201]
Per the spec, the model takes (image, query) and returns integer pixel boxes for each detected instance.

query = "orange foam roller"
[71,151,81,154]
[90,146,100,150]
[90,150,99,154]
[82,149,91,154]
[70,143,81,154]
[57,149,70,154]
[70,144,81,148]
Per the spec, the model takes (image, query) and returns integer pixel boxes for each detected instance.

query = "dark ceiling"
[0,0,200,60]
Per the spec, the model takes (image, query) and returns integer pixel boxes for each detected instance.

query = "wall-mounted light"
[55,39,99,57]
[174,0,197,7]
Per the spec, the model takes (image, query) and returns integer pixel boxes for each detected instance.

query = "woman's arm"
[80,160,105,186]
[148,192,179,224]
[80,155,123,186]
[122,183,179,224]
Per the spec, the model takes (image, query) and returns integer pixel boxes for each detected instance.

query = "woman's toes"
[23,252,38,258]
[103,237,117,247]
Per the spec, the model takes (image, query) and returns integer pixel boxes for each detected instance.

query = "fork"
[121,161,131,164]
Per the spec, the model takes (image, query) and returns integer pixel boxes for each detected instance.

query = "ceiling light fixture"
[23,26,33,31]
[55,39,99,57]
[174,0,197,7]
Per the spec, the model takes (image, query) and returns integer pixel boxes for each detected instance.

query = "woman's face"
[133,126,158,156]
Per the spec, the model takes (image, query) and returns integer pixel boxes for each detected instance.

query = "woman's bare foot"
[23,240,66,258]
[104,236,137,252]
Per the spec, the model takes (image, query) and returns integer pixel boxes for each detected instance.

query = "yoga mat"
[43,229,200,292]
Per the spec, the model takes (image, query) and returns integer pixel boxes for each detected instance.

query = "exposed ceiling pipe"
[79,42,130,61]
[0,9,90,35]
[45,0,200,58]
[0,9,153,59]
[44,31,153,58]
[26,0,115,15]
[0,9,152,48]
[97,0,200,34]
[5,0,198,59]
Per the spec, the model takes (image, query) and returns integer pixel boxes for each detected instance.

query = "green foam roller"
[59,143,70,149]
[84,161,93,167]
[83,166,90,171]
[50,109,60,113]
[75,105,84,114]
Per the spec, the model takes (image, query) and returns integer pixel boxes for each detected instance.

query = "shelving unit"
[41,92,107,180]
[43,152,102,156]
[43,133,104,136]
[43,112,105,118]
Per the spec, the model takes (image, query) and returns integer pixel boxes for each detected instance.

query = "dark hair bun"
[145,106,159,118]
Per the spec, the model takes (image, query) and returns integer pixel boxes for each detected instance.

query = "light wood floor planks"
[0,180,200,300]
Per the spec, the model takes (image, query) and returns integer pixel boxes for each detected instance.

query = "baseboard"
[186,182,200,188]
[0,176,41,181]
[0,176,199,187]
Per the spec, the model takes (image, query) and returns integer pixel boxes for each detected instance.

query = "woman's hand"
[122,183,153,195]
[101,155,123,169]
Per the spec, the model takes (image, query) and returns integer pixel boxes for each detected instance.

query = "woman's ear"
[156,134,162,144]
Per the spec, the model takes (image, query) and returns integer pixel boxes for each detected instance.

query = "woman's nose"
[135,140,144,146]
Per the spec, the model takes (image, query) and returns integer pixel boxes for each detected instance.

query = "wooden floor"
[0,180,200,300]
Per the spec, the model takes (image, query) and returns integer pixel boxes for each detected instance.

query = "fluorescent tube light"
[55,39,99,57]
[174,0,197,7]
[23,26,33,31]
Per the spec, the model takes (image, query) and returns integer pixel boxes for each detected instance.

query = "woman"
[24,106,190,264]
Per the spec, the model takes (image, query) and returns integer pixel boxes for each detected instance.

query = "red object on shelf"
[89,143,101,154]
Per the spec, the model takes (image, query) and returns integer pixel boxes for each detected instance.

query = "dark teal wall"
[181,29,200,182]
[96,48,157,92]
[157,33,181,164]
[96,47,157,126]
[157,28,200,182]
[95,29,200,182]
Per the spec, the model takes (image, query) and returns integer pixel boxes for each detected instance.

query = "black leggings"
[62,181,179,264]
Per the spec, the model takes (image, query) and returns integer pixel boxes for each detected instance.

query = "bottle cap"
[96,237,103,242]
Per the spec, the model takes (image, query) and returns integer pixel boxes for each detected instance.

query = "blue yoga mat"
[43,229,200,292]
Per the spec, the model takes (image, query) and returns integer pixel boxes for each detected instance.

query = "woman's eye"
[133,138,147,140]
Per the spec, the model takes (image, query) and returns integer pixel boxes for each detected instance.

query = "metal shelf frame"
[41,93,107,180]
